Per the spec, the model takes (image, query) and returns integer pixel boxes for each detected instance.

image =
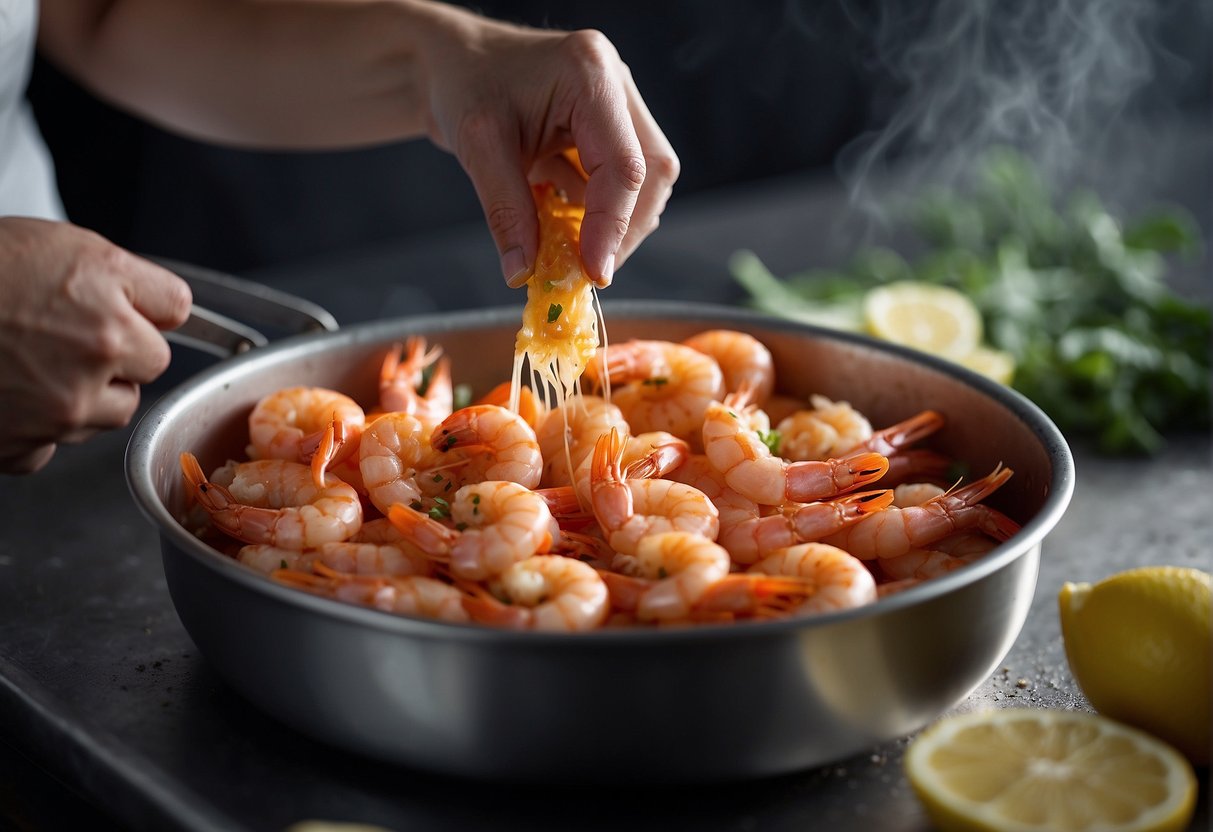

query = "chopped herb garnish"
[642,377,669,387]
[543,280,557,293]
[432,473,443,482]
[280,559,288,570]
[547,303,563,323]
[472,494,481,504]
[443,434,458,449]
[454,522,468,531]
[409,500,423,511]
[757,428,781,455]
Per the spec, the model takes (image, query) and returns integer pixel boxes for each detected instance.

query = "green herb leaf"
[547,303,563,323]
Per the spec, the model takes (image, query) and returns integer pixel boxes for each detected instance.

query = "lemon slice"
[960,345,1017,384]
[863,281,983,360]
[905,708,1198,832]
[1059,566,1211,764]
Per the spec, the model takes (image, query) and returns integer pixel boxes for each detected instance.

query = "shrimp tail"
[881,449,954,487]
[461,590,532,629]
[597,569,647,613]
[180,451,234,514]
[786,451,889,502]
[695,574,815,616]
[858,410,945,456]
[946,465,1020,540]
[386,503,455,562]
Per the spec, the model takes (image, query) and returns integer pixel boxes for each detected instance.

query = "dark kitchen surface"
[2,126,1210,831]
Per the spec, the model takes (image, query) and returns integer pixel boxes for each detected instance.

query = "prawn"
[236,520,435,578]
[877,531,1000,581]
[701,396,889,506]
[820,465,1021,560]
[841,410,952,486]
[667,454,893,564]
[775,394,873,461]
[596,531,732,621]
[583,339,725,446]
[570,428,689,510]
[429,404,543,490]
[358,411,436,516]
[180,452,362,549]
[749,542,878,614]
[462,555,609,631]
[386,480,558,581]
[589,428,719,557]
[682,329,775,407]
[535,394,628,488]
[246,386,366,474]
[274,563,468,622]
[474,380,547,430]
[379,337,453,428]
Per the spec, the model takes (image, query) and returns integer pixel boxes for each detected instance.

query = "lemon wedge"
[905,708,1198,832]
[960,345,1018,384]
[1059,566,1211,764]
[863,281,983,361]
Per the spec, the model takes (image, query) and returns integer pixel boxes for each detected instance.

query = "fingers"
[457,115,541,288]
[569,42,679,287]
[0,444,57,475]
[123,253,193,330]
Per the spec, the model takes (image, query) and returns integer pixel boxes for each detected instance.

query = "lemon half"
[863,281,983,361]
[905,708,1198,832]
[1059,566,1211,764]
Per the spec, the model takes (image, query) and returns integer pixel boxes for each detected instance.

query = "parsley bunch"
[732,148,1209,454]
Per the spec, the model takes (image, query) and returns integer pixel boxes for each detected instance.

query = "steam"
[838,0,1160,224]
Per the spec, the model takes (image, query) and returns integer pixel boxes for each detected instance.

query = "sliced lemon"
[960,345,1017,385]
[1059,566,1211,764]
[863,281,983,360]
[905,708,1198,832]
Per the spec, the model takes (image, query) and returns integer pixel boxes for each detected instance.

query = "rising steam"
[837,0,1160,223]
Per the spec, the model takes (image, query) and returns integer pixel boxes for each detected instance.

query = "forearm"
[37,0,476,149]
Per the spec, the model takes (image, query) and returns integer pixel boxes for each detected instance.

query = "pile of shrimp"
[178,329,1022,632]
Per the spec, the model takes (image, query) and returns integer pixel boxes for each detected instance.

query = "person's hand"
[0,218,192,473]
[418,6,680,288]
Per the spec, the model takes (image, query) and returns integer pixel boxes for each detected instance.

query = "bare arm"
[37,0,680,284]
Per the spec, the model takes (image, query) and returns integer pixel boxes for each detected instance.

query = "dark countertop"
[1,125,1210,831]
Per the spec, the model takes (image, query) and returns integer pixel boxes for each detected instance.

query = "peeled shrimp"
[181,452,362,549]
[702,397,889,506]
[776,394,873,461]
[463,555,609,631]
[387,480,558,581]
[246,386,366,468]
[429,404,544,491]
[583,340,725,445]
[535,394,628,487]
[749,542,878,614]
[596,531,732,621]
[821,465,1020,560]
[274,563,468,622]
[667,454,893,564]
[877,531,1000,581]
[590,428,719,557]
[682,329,775,407]
[358,411,435,516]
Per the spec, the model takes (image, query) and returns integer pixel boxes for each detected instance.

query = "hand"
[420,7,680,288]
[0,219,192,473]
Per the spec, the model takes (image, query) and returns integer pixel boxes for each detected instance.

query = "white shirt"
[0,0,64,220]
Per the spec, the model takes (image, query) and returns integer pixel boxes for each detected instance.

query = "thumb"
[458,124,539,288]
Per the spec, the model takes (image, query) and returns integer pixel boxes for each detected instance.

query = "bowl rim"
[126,300,1074,645]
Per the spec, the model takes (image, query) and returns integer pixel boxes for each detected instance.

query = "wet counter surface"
[1,142,1210,830]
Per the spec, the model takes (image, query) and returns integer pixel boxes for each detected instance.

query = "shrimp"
[181,452,362,549]
[775,394,873,461]
[667,454,893,564]
[358,411,436,516]
[570,428,689,510]
[386,480,558,581]
[689,573,819,621]
[274,563,468,622]
[583,340,725,445]
[596,532,732,621]
[877,531,1001,581]
[821,465,1021,560]
[237,545,316,574]
[841,409,952,486]
[892,482,947,507]
[379,337,453,428]
[535,394,628,487]
[701,397,889,506]
[589,428,719,557]
[235,520,435,578]
[429,404,543,490]
[682,329,775,407]
[246,386,366,470]
[749,543,878,614]
[462,555,609,631]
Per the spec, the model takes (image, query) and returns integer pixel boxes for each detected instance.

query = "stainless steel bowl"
[126,300,1073,783]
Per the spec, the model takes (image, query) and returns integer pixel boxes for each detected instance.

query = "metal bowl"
[126,300,1073,783]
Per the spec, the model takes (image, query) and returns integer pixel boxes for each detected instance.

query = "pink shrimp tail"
[855,410,946,456]
[695,574,816,617]
[598,569,647,613]
[945,465,1020,540]
[880,449,954,487]
[180,452,233,513]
